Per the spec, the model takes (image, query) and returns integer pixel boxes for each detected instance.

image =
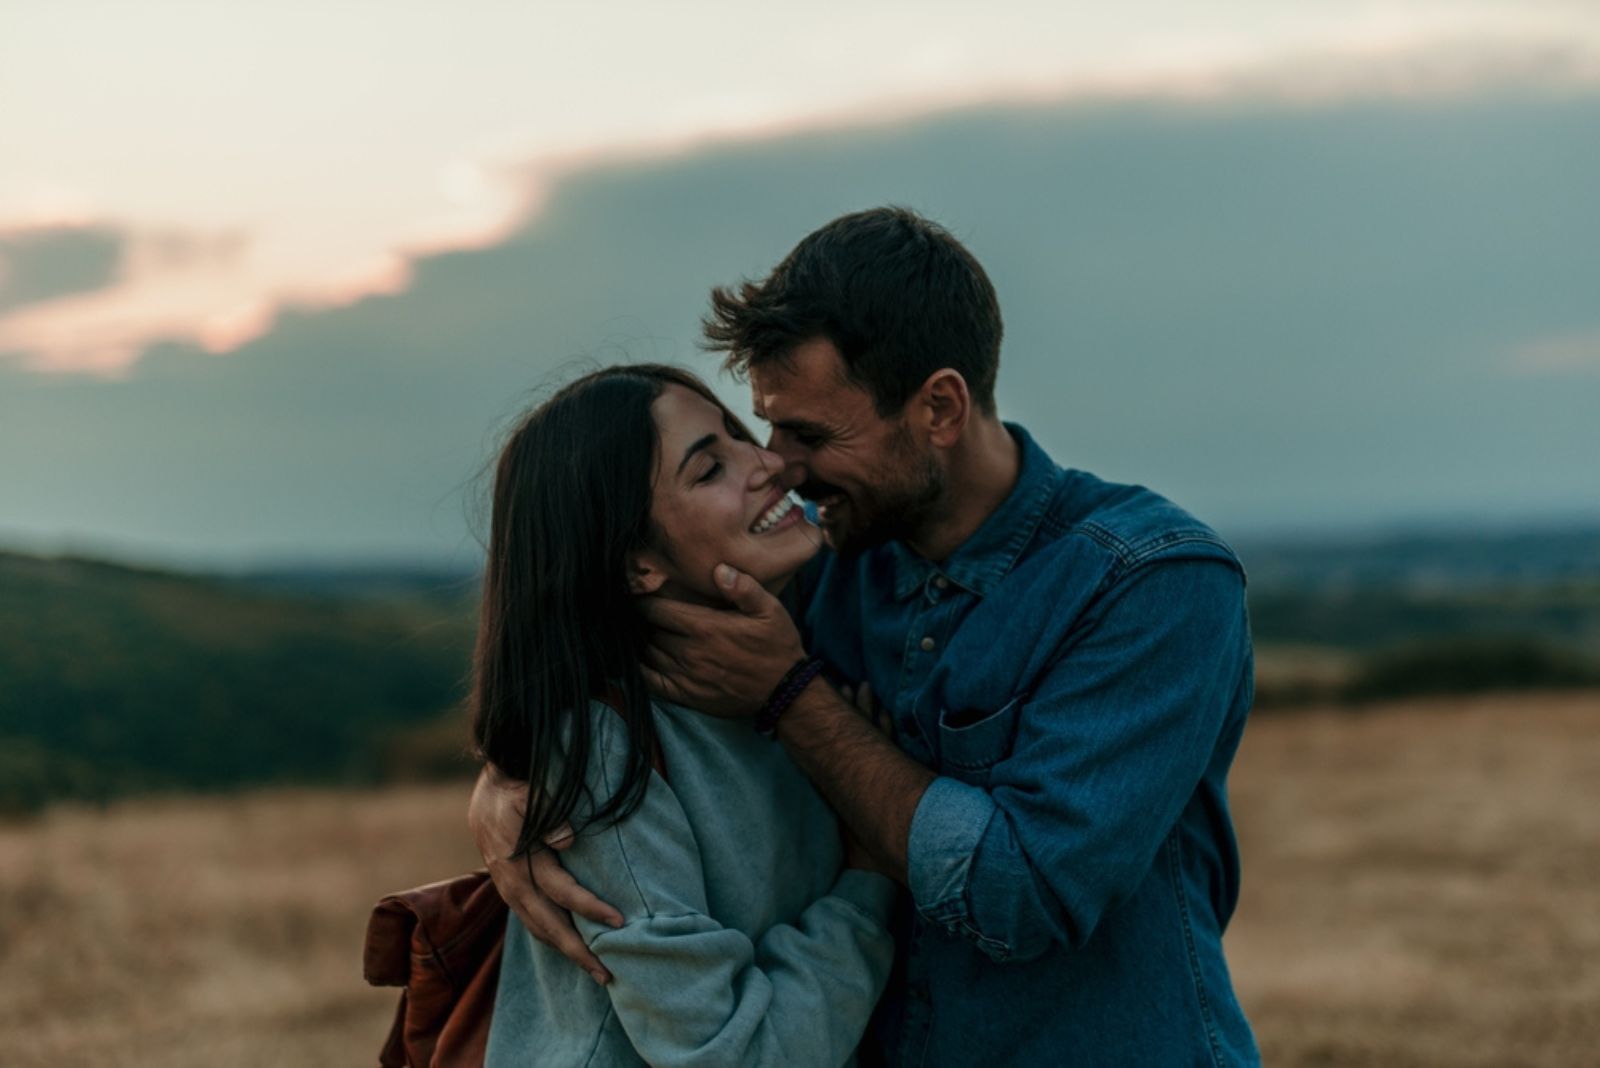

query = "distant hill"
[222,563,480,605]
[1235,525,1600,651]
[5,525,1598,812]
[1236,524,1600,594]
[0,551,476,812]
[1235,525,1600,703]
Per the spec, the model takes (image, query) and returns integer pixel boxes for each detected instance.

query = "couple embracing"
[464,207,1260,1066]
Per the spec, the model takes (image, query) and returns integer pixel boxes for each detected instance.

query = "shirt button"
[933,576,950,590]
[920,636,936,652]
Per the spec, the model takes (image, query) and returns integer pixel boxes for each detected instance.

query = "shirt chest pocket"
[935,694,1023,785]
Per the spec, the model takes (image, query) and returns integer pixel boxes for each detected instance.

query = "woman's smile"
[750,491,802,535]
[636,384,820,602]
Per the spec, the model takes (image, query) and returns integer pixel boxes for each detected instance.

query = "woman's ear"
[627,551,669,595]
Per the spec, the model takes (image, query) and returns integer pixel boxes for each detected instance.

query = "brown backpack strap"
[363,871,506,1068]
[377,991,407,1068]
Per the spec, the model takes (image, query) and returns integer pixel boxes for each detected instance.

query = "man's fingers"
[639,646,672,676]
[643,637,692,673]
[514,883,614,985]
[641,646,693,683]
[713,564,779,617]
[527,849,622,925]
[641,665,690,704]
[542,822,576,851]
[484,856,604,980]
[540,869,620,927]
[638,596,698,635]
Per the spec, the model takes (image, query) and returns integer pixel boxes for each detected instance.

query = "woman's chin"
[752,532,822,591]
[723,556,808,599]
[656,529,819,604]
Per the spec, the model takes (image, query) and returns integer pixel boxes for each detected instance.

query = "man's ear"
[916,368,970,448]
[627,551,669,595]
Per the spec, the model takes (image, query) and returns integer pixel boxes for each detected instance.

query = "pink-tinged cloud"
[6,29,1600,378]
[0,223,253,373]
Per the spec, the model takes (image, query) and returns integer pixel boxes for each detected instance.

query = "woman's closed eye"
[696,460,723,484]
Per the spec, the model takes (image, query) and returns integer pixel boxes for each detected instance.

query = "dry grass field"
[1,691,1596,1066]
[1227,691,1600,1066]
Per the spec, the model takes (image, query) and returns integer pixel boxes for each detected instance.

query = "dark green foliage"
[1346,638,1600,701]
[1248,582,1600,708]
[1243,529,1600,707]
[1247,583,1600,651]
[4,541,1596,809]
[0,551,475,813]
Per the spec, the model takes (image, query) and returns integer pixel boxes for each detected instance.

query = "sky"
[2,2,1599,564]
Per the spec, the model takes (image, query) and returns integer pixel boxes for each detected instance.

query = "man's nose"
[758,434,808,489]
[764,431,806,465]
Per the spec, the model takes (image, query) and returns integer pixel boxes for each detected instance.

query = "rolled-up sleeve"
[906,558,1249,962]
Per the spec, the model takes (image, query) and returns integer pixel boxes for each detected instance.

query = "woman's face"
[631,383,820,602]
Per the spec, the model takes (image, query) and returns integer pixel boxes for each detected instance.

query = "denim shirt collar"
[887,423,1062,600]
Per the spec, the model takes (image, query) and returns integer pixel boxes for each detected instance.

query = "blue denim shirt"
[795,424,1260,1067]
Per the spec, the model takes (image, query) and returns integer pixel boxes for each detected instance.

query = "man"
[471,207,1260,1065]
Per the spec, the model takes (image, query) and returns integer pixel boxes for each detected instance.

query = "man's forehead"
[749,344,866,421]
[747,367,794,419]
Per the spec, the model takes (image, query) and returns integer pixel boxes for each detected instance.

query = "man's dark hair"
[703,206,1002,416]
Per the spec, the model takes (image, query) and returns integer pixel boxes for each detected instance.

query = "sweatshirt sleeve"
[566,705,896,1068]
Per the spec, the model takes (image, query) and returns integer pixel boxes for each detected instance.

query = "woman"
[472,364,895,1067]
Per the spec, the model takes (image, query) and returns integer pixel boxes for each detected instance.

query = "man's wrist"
[754,656,826,736]
[771,674,851,744]
[773,680,931,884]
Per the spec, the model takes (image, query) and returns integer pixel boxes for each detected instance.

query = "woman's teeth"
[750,492,800,534]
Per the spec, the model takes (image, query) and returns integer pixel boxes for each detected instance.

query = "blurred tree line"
[1248,582,1600,705]
[2,544,1597,813]
[0,552,478,814]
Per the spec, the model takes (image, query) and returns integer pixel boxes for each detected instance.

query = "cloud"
[1,88,1597,562]
[8,27,1600,377]
[0,225,252,373]
[1510,329,1600,375]
[0,225,126,315]
[1204,34,1600,105]
[129,228,250,275]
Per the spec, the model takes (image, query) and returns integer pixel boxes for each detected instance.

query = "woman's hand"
[468,764,624,985]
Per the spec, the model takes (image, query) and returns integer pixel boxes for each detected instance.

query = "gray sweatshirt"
[486,699,897,1068]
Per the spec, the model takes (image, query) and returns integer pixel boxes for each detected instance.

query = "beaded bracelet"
[754,656,826,737]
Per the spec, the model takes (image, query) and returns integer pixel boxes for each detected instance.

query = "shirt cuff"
[831,869,898,925]
[906,775,997,925]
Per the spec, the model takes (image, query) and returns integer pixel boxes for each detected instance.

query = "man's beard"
[800,436,945,556]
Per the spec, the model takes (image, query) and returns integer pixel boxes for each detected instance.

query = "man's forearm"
[775,680,935,884]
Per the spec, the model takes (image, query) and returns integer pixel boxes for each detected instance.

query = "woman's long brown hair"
[470,363,734,859]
